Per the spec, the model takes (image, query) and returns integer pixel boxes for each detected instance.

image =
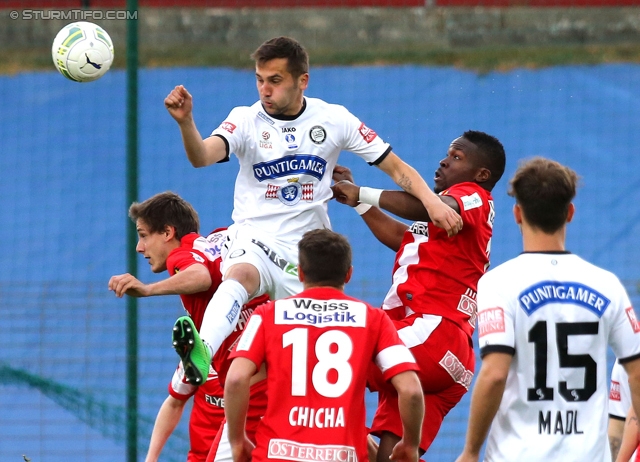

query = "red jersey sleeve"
[371,308,419,381]
[229,302,270,368]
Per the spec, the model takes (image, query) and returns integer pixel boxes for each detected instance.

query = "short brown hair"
[251,36,309,79]
[128,191,199,240]
[298,229,351,287]
[508,157,579,233]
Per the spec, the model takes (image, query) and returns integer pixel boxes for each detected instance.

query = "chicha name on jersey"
[289,406,345,428]
[538,410,584,435]
[268,439,356,462]
[519,281,611,317]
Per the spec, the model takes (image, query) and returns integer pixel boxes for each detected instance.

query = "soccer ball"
[51,21,114,82]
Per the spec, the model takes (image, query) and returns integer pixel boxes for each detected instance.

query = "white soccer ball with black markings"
[51,21,114,82]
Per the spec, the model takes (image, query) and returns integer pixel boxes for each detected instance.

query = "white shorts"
[208,420,232,462]
[221,223,302,300]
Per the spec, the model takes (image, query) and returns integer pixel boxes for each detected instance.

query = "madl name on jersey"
[274,299,367,327]
[253,154,327,181]
[519,281,611,317]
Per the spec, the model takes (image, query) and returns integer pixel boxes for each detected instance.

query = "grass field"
[4,42,640,75]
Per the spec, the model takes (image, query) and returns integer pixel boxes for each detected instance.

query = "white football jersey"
[210,97,391,242]
[476,252,640,462]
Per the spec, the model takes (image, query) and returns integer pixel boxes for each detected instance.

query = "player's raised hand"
[332,180,360,207]
[389,438,419,462]
[108,273,150,298]
[333,164,355,183]
[164,85,193,123]
[426,199,463,237]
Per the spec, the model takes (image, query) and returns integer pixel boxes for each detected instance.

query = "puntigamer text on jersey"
[518,281,611,317]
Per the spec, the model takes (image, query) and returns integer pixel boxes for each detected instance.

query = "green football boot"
[172,316,211,385]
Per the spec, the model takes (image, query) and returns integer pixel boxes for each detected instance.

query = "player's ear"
[513,204,522,225]
[566,203,575,223]
[344,266,353,284]
[299,72,309,91]
[297,265,305,283]
[164,225,176,241]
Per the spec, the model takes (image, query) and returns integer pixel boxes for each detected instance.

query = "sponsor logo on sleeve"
[609,380,621,401]
[461,192,483,211]
[477,307,505,337]
[358,122,377,143]
[518,281,611,317]
[626,306,640,333]
[220,121,236,134]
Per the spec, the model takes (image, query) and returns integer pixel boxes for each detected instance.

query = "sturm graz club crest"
[265,178,313,206]
[309,125,326,144]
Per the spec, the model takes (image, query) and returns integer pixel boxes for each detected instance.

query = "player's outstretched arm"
[332,180,407,251]
[456,352,511,462]
[109,264,212,298]
[225,357,257,462]
[389,371,423,462]
[164,85,227,167]
[376,152,462,237]
[145,395,188,462]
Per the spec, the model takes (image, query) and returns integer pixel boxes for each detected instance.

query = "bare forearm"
[378,191,429,221]
[225,378,251,445]
[177,118,211,167]
[463,366,508,455]
[146,397,186,462]
[148,266,212,296]
[609,418,625,461]
[360,207,408,252]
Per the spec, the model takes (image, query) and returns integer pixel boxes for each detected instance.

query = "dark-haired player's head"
[298,229,353,289]
[434,130,506,194]
[508,157,579,234]
[129,191,200,272]
[251,36,309,79]
[251,37,309,117]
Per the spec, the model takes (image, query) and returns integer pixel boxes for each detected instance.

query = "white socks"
[199,279,249,357]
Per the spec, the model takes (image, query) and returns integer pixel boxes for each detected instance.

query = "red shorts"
[206,379,268,462]
[369,313,474,452]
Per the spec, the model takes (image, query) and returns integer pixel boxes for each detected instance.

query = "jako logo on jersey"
[220,121,236,133]
[358,122,377,143]
[253,154,327,182]
[518,281,611,317]
[282,127,296,133]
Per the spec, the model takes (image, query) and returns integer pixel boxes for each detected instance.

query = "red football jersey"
[166,231,225,330]
[382,182,494,338]
[230,287,418,462]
